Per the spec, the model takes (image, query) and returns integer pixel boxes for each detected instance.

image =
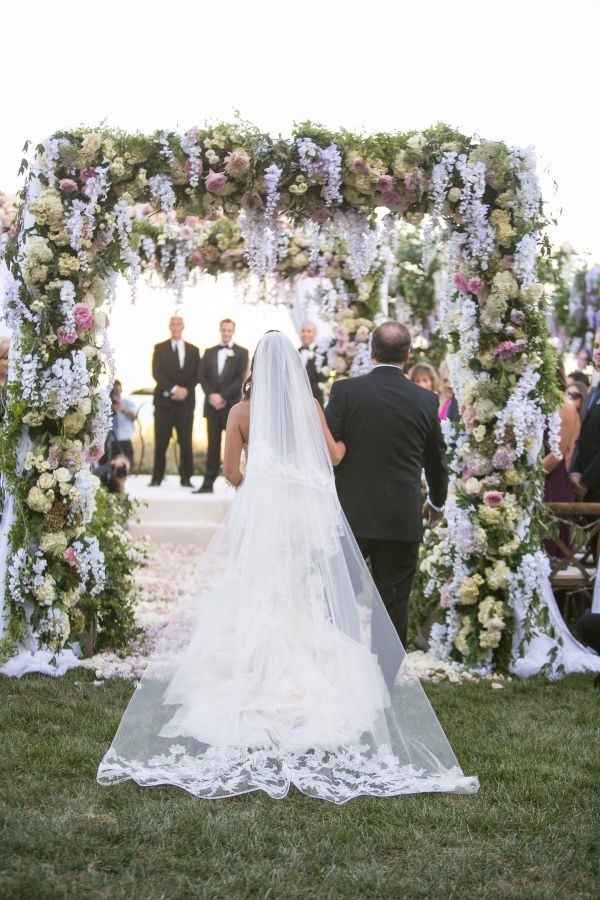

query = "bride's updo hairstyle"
[242,330,281,400]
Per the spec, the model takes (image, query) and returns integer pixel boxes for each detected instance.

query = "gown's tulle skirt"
[97,471,479,804]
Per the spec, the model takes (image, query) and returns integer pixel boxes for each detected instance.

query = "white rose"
[55,467,72,483]
[407,133,427,153]
[37,472,55,491]
[447,186,462,204]
[82,346,98,359]
[464,477,481,496]
[93,310,107,330]
[78,398,92,416]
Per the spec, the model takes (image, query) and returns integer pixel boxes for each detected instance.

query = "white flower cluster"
[69,468,101,526]
[60,280,76,331]
[456,155,495,269]
[494,364,545,464]
[510,146,541,223]
[296,138,343,206]
[149,174,176,214]
[71,536,106,596]
[513,234,538,287]
[181,130,202,187]
[42,351,91,418]
[114,199,141,292]
[334,211,379,282]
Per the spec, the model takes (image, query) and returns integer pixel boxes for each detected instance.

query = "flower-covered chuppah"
[0,120,597,680]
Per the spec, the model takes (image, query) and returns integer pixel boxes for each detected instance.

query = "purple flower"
[494,339,526,359]
[492,448,515,470]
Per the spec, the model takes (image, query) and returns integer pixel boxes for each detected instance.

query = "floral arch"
[0,120,573,676]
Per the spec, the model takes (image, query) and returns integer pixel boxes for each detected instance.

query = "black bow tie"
[219,345,232,350]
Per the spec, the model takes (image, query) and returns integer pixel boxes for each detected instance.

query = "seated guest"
[570,331,600,501]
[409,362,439,395]
[566,380,588,422]
[111,380,137,468]
[438,361,459,422]
[544,365,580,500]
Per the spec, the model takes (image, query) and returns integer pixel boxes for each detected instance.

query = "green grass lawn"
[1,671,598,900]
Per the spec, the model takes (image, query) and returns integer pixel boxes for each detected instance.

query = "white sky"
[2,0,598,387]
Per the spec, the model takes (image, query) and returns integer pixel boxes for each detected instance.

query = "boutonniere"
[226,349,235,359]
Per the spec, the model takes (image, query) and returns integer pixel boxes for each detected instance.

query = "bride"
[98,331,478,803]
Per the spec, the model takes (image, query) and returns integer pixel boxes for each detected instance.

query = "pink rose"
[377,174,395,193]
[64,547,77,567]
[57,327,77,346]
[73,303,93,333]
[467,277,484,295]
[59,178,78,194]
[494,339,525,360]
[224,149,251,177]
[205,170,228,194]
[79,167,96,184]
[404,172,417,191]
[483,490,504,508]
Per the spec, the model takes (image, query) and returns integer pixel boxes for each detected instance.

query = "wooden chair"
[545,502,600,624]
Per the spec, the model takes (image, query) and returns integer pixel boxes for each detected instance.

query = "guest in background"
[544,365,580,502]
[575,348,592,372]
[438,361,459,422]
[409,362,439,395]
[150,315,200,488]
[298,321,327,405]
[195,319,248,494]
[566,380,588,422]
[570,330,600,501]
[567,370,591,391]
[111,380,137,468]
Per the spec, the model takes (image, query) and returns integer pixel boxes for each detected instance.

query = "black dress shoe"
[180,480,193,487]
[149,480,162,487]
[192,484,214,494]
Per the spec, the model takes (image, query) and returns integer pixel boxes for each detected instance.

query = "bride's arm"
[223,406,245,486]
[315,400,346,465]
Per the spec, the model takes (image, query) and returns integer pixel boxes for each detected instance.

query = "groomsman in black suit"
[150,315,200,487]
[194,318,249,494]
[326,322,448,654]
[299,321,327,406]
[570,331,600,501]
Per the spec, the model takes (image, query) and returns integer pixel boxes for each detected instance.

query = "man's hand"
[209,393,226,410]
[570,472,588,499]
[171,386,188,401]
[424,502,444,526]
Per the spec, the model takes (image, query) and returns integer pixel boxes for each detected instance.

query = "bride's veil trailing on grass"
[98,331,478,803]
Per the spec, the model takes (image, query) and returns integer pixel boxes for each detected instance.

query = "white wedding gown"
[97,333,478,803]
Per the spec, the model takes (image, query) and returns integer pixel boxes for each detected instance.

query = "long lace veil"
[98,332,478,802]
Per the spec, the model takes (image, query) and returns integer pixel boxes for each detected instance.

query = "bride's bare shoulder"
[228,400,250,424]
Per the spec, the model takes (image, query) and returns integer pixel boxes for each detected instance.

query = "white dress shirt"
[217,342,234,376]
[171,339,185,368]
[300,343,316,366]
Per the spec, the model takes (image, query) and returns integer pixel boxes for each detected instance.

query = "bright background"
[1,0,598,390]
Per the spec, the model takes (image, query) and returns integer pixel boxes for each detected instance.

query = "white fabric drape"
[98,332,479,803]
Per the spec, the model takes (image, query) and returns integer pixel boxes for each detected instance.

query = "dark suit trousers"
[152,402,194,483]
[357,537,420,653]
[204,407,228,485]
[577,612,600,654]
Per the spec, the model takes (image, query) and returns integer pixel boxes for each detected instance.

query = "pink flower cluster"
[483,490,504,508]
[494,339,526,359]
[73,303,93,333]
[205,170,228,194]
[64,547,77,567]
[454,273,484,296]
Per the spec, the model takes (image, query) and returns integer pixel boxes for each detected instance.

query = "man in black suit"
[194,318,249,494]
[571,330,600,501]
[325,322,447,652]
[150,315,200,487]
[299,321,327,406]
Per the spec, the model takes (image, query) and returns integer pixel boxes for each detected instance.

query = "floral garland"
[0,122,559,672]
[558,262,600,355]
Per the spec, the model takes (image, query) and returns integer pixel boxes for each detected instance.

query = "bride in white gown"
[97,331,479,803]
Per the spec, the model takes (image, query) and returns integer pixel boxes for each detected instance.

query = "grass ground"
[1,671,598,900]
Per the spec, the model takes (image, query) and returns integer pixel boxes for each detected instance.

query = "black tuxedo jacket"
[325,366,448,542]
[299,347,327,404]
[199,344,249,417]
[570,387,600,498]
[152,339,200,410]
